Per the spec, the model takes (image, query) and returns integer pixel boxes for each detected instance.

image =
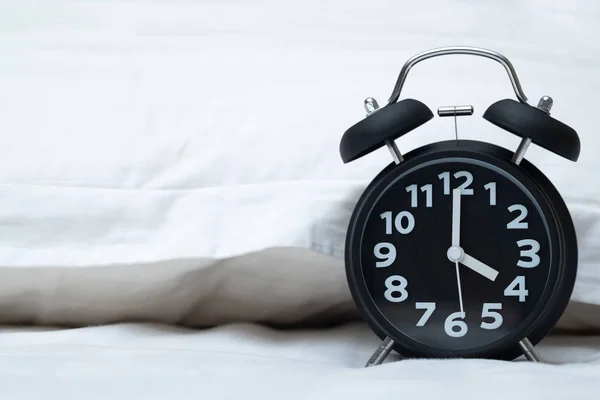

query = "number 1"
[484,182,496,206]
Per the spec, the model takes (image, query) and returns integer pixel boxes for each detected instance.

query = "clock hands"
[447,188,500,282]
[454,261,465,315]
[450,188,465,315]
[460,253,499,281]
[451,188,461,246]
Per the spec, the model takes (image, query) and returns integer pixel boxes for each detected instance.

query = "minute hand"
[460,253,499,282]
[451,188,461,246]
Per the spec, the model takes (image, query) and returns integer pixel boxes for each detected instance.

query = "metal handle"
[387,46,529,106]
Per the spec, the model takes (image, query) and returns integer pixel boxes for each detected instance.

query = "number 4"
[504,276,528,302]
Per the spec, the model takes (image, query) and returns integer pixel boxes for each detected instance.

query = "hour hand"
[460,253,499,282]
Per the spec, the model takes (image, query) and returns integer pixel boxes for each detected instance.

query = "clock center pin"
[447,246,465,263]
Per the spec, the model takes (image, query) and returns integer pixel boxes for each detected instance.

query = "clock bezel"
[345,140,578,360]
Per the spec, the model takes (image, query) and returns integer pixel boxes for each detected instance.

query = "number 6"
[444,312,468,337]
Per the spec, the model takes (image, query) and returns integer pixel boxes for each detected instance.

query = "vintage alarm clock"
[340,46,580,364]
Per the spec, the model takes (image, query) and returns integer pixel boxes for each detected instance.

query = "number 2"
[507,204,528,229]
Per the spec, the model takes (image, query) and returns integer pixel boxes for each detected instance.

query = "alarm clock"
[340,46,580,364]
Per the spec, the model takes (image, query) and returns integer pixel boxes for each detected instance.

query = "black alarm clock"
[340,46,580,365]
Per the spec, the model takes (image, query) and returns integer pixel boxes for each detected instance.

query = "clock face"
[350,151,563,357]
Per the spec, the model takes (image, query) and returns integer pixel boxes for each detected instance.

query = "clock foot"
[519,337,543,363]
[365,336,396,367]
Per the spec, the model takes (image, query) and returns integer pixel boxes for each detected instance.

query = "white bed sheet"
[1,323,600,400]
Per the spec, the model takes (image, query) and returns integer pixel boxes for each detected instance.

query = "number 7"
[415,302,436,326]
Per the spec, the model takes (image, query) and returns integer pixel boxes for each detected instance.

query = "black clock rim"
[344,139,578,361]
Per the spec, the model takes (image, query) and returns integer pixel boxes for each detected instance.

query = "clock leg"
[518,337,543,363]
[511,137,532,165]
[512,96,553,166]
[384,139,403,165]
[364,97,403,165]
[365,336,397,367]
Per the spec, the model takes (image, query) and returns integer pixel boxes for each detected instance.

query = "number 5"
[480,303,503,330]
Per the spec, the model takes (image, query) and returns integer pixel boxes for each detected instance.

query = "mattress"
[2,322,600,399]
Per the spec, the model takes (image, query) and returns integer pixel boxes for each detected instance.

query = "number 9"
[374,242,396,268]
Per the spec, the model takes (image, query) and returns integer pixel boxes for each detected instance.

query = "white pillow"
[0,1,598,331]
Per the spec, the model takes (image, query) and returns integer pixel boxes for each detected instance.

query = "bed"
[2,323,600,399]
[1,0,600,398]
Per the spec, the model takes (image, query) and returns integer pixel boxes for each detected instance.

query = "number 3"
[517,239,540,268]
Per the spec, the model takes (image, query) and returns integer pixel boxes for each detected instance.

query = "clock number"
[406,185,418,208]
[517,239,540,268]
[405,184,433,208]
[454,171,474,195]
[484,182,497,206]
[380,211,415,235]
[438,172,451,195]
[438,171,474,195]
[415,302,436,326]
[421,184,433,207]
[380,211,393,234]
[395,212,415,234]
[444,311,468,338]
[374,242,396,268]
[384,275,408,303]
[507,205,529,229]
[480,303,503,330]
[504,276,528,302]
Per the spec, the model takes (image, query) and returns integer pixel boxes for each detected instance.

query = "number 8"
[384,275,409,303]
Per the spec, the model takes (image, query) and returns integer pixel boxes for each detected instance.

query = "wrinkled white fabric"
[0,0,599,330]
[1,322,600,399]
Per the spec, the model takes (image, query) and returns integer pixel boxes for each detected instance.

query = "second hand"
[455,261,465,316]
